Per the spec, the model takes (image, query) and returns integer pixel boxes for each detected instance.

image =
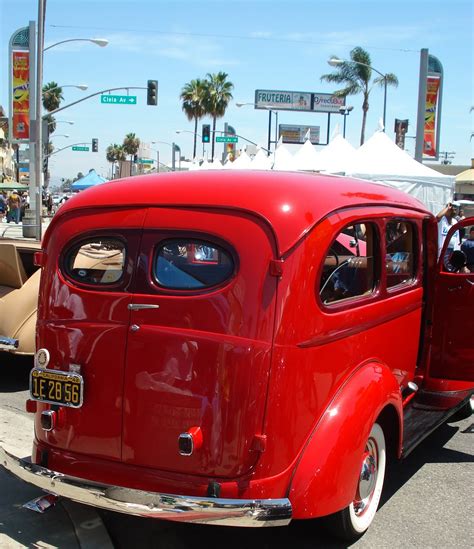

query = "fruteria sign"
[255,90,312,112]
[255,90,345,113]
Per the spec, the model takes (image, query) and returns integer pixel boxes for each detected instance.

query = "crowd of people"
[0,189,29,224]
[436,202,474,272]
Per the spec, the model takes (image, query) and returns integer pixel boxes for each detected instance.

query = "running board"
[402,389,472,458]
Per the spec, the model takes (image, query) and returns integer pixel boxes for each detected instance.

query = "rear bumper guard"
[0,446,292,527]
[0,336,19,351]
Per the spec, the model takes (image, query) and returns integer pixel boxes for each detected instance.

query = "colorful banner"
[423,76,440,157]
[12,50,30,140]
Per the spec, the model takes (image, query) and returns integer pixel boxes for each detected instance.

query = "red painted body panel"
[48,171,428,258]
[288,362,401,518]
[30,172,473,524]
[121,208,277,477]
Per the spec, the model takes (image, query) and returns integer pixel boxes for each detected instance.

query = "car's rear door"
[121,207,278,478]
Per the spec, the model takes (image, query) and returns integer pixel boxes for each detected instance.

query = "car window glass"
[320,223,377,305]
[442,228,468,272]
[385,221,416,288]
[154,240,234,290]
[65,238,126,285]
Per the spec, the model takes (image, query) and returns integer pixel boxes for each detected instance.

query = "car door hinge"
[269,259,284,278]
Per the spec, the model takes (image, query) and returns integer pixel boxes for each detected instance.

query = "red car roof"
[52,170,429,256]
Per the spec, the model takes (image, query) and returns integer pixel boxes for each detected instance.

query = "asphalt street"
[1,355,473,549]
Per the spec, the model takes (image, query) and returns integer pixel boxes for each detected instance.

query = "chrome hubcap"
[354,439,378,515]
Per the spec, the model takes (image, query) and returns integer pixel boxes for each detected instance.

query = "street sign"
[138,158,154,164]
[72,146,89,152]
[216,136,238,143]
[100,95,137,105]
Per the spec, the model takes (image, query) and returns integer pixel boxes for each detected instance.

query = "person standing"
[0,191,7,222]
[436,203,459,259]
[6,190,21,224]
[461,227,474,272]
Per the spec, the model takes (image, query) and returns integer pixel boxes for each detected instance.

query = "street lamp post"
[31,31,109,240]
[338,105,354,138]
[236,102,278,155]
[175,130,205,157]
[44,38,109,52]
[152,141,179,171]
[328,56,388,132]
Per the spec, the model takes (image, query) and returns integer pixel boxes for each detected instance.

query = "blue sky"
[1,0,473,184]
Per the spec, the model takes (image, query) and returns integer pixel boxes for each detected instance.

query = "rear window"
[64,238,126,285]
[154,239,234,290]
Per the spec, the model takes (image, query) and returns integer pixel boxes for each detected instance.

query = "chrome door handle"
[128,304,160,311]
[130,324,140,332]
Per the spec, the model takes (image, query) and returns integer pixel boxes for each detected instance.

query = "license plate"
[30,368,84,408]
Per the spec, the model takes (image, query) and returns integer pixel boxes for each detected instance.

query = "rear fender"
[288,361,402,519]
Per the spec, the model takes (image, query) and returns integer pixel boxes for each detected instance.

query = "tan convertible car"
[0,239,42,357]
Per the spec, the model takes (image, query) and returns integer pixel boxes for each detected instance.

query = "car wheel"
[325,422,386,541]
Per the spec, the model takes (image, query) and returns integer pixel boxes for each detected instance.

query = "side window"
[442,225,471,273]
[64,238,126,285]
[154,239,234,290]
[320,223,377,305]
[385,221,416,288]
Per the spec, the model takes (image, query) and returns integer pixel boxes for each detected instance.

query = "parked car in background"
[0,239,41,357]
[1,171,472,541]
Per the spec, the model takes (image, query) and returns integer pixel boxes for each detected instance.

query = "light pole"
[328,56,388,132]
[236,102,278,155]
[44,38,108,52]
[32,28,109,240]
[338,105,353,138]
[175,130,205,157]
[152,140,179,171]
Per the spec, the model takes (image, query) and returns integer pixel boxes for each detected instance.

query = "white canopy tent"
[317,134,357,173]
[251,148,273,170]
[272,141,298,171]
[293,139,321,171]
[343,131,455,214]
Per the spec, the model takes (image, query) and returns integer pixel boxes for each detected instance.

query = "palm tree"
[321,47,398,145]
[42,81,63,113]
[180,78,207,159]
[106,143,126,179]
[122,133,140,176]
[42,82,64,187]
[203,72,234,160]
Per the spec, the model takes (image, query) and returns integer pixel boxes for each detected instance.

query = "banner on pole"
[12,50,30,140]
[423,75,440,158]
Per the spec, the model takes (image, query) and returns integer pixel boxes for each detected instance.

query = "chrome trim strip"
[0,336,19,351]
[128,304,160,311]
[0,446,292,527]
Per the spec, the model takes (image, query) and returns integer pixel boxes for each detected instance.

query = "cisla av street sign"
[100,95,137,105]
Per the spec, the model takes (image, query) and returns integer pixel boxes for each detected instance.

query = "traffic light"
[147,80,158,106]
[202,124,210,143]
[92,138,98,152]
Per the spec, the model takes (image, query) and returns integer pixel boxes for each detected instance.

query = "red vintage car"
[1,171,472,540]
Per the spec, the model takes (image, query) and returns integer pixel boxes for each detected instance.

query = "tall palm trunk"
[360,93,369,145]
[211,116,217,161]
[193,117,198,159]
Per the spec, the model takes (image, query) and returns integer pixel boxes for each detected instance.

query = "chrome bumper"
[0,446,292,527]
[0,335,19,351]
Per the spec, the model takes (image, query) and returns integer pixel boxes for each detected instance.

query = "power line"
[48,24,419,53]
